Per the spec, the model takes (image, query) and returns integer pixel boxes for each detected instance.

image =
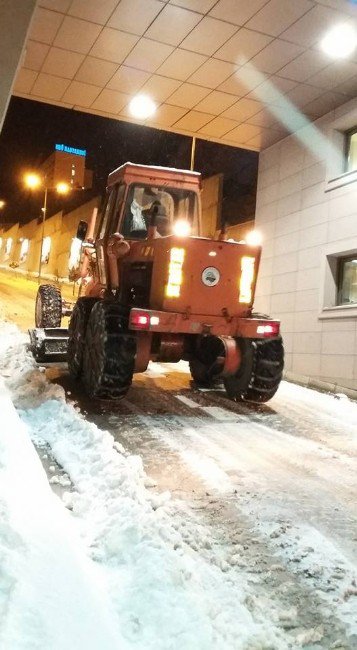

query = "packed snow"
[0,320,290,649]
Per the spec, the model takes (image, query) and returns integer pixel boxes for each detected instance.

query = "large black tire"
[189,336,225,386]
[82,301,136,400]
[224,336,284,403]
[67,297,98,379]
[35,284,62,328]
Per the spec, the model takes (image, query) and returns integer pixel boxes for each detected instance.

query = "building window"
[337,255,357,305]
[345,128,357,172]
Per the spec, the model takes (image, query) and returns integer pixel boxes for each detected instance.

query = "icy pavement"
[0,321,294,649]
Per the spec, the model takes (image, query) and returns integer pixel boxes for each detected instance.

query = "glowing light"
[20,238,29,262]
[68,237,82,270]
[24,173,41,189]
[129,94,156,119]
[173,220,191,237]
[5,238,12,256]
[0,200,5,209]
[41,236,51,264]
[209,251,217,257]
[150,316,160,326]
[165,247,185,298]
[321,23,357,59]
[245,230,262,246]
[56,181,70,194]
[0,238,2,250]
[239,255,255,304]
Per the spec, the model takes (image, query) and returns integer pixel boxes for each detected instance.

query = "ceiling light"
[129,95,156,119]
[320,23,357,58]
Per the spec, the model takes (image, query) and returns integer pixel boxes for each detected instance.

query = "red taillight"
[257,322,280,337]
[130,311,150,330]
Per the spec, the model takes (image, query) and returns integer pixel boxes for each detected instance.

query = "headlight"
[239,255,255,304]
[173,220,191,237]
[245,230,262,246]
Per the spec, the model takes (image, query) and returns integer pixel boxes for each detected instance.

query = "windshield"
[121,183,199,239]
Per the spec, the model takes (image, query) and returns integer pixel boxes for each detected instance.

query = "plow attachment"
[29,328,69,363]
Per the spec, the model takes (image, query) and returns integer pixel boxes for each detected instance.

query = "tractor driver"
[129,193,169,237]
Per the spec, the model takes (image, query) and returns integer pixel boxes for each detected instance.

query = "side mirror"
[76,220,88,241]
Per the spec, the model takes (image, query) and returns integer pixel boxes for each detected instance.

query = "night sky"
[0,97,258,227]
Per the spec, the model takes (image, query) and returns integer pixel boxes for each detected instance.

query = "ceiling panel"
[28,7,64,45]
[61,80,101,106]
[68,0,119,25]
[166,83,211,108]
[150,104,188,127]
[108,0,164,36]
[23,41,50,71]
[145,5,202,46]
[173,110,213,131]
[13,69,38,95]
[250,39,304,75]
[188,58,238,89]
[53,16,102,54]
[91,89,130,113]
[222,97,262,121]
[169,0,217,13]
[75,57,118,86]
[198,115,238,137]
[31,72,70,100]
[180,17,238,56]
[193,90,237,114]
[208,0,268,26]
[140,74,182,101]
[89,28,139,64]
[106,66,150,93]
[245,0,314,37]
[215,28,273,65]
[42,47,85,78]
[123,38,174,72]
[157,48,207,81]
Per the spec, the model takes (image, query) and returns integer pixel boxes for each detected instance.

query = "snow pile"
[0,321,287,649]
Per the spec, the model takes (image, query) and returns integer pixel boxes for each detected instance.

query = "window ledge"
[325,168,357,192]
[319,305,357,319]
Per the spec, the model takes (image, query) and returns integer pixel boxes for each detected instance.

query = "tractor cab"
[101,162,201,241]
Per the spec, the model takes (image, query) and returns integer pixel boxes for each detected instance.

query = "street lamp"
[24,173,70,281]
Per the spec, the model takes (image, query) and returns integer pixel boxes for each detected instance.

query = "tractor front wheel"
[224,336,284,403]
[67,297,98,379]
[82,301,136,400]
[35,284,62,328]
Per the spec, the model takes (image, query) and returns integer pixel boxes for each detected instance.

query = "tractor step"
[28,327,69,363]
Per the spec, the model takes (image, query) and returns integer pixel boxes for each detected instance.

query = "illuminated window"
[346,128,357,172]
[5,238,12,257]
[41,236,51,264]
[337,255,357,305]
[69,237,82,271]
[20,238,29,263]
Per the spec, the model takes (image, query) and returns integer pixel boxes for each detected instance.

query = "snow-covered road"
[0,272,356,649]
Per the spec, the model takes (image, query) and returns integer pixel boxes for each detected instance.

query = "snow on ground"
[0,320,289,649]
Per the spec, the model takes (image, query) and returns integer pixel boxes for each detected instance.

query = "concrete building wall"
[254,97,357,392]
[0,0,36,131]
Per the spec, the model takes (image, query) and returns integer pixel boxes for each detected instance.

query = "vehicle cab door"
[96,183,126,288]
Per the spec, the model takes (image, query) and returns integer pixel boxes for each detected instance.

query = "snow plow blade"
[28,327,69,363]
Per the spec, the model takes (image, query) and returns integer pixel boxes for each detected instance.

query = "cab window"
[121,183,199,239]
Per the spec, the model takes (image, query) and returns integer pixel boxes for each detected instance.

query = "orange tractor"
[30,162,284,402]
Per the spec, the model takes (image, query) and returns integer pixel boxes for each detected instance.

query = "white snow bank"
[0,321,287,649]
[0,379,127,650]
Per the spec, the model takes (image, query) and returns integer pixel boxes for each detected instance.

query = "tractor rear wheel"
[67,297,98,379]
[189,336,225,386]
[82,301,136,400]
[35,284,62,328]
[224,336,284,403]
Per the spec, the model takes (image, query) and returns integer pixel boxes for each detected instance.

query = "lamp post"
[24,173,70,282]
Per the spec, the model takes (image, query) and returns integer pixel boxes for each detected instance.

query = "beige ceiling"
[13,0,357,151]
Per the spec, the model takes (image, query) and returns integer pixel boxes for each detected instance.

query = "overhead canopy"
[12,0,357,151]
